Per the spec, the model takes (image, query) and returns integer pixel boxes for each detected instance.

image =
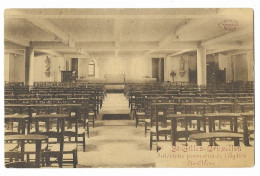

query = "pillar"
[158,58,162,82]
[247,51,254,81]
[65,58,71,71]
[197,44,207,86]
[25,44,34,86]
[4,52,10,82]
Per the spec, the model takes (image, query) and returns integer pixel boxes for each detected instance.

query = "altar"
[104,74,125,93]
[76,74,157,92]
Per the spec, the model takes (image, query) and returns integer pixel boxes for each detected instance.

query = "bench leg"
[144,121,147,137]
[234,138,240,146]
[196,140,202,146]
[87,124,90,138]
[150,132,153,150]
[73,150,77,168]
[136,116,138,128]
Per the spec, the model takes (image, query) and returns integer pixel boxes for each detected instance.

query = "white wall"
[78,58,99,79]
[219,52,254,82]
[78,56,152,80]
[4,53,25,82]
[33,55,64,82]
[165,54,195,82]
[232,54,248,81]
[219,54,233,82]
[124,56,152,79]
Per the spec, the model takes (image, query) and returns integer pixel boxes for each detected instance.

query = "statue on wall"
[170,70,176,82]
[179,57,186,77]
[44,56,51,77]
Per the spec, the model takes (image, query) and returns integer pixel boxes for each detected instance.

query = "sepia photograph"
[3,8,255,168]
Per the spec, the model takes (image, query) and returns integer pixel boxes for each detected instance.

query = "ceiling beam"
[79,50,91,58]
[5,35,30,47]
[63,54,88,58]
[31,41,198,51]
[89,53,115,58]
[205,41,253,50]
[201,27,252,47]
[5,49,24,56]
[26,18,75,48]
[149,53,167,58]
[5,41,27,50]
[206,48,251,55]
[167,49,194,57]
[36,49,63,57]
[223,49,253,56]
[159,19,190,47]
[159,19,210,48]
[31,41,70,49]
[167,41,198,49]
[175,19,211,38]
[26,18,91,57]
[77,41,115,50]
[206,48,231,55]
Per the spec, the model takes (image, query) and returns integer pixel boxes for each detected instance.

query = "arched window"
[88,60,95,76]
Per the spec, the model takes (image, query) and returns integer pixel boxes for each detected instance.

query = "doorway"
[71,58,78,78]
[152,58,164,82]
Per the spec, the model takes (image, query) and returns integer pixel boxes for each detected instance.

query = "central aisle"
[75,93,156,167]
[99,93,130,119]
[77,120,156,167]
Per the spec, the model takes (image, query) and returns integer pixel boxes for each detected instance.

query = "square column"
[25,45,34,86]
[197,45,207,86]
[247,51,254,81]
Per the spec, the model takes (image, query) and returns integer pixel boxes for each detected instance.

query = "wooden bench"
[189,132,244,146]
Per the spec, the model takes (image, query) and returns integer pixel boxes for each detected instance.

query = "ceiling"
[4,9,254,58]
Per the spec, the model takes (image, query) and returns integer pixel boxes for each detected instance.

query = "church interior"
[4,9,254,168]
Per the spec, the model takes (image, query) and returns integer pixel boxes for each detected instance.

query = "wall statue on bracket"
[44,56,51,77]
[170,70,176,82]
[179,57,185,77]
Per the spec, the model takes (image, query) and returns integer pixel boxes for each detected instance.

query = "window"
[88,60,95,76]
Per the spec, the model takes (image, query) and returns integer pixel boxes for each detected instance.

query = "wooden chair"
[64,106,87,152]
[41,131,77,168]
[150,103,174,150]
[240,112,254,146]
[144,97,168,137]
[208,102,235,130]
[5,161,38,168]
[5,134,48,168]
[5,141,23,164]
[88,96,97,128]
[135,94,147,128]
[176,103,207,144]
[68,98,90,138]
[189,132,243,146]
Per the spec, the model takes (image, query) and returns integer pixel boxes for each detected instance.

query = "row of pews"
[4,82,106,168]
[125,82,254,151]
